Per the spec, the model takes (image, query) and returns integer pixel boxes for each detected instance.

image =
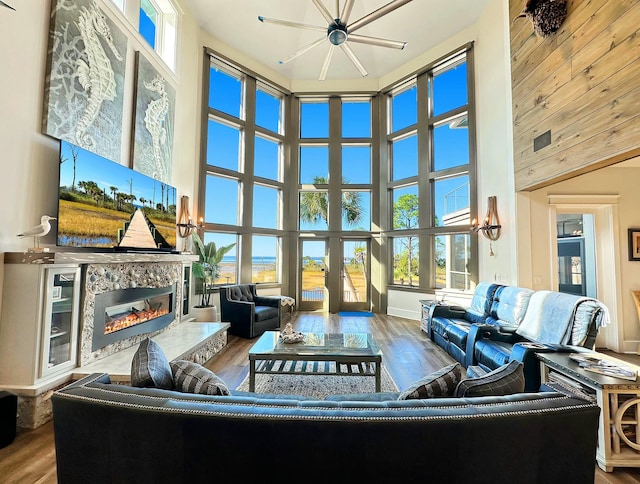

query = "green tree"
[393,194,419,283]
[299,176,363,228]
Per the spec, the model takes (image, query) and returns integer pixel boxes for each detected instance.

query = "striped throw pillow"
[130,338,173,390]
[454,360,524,397]
[398,362,463,400]
[170,360,230,396]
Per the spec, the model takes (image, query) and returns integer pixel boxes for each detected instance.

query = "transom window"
[109,0,178,71]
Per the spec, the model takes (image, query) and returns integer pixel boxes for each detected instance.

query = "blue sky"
[206,61,469,257]
[59,141,176,209]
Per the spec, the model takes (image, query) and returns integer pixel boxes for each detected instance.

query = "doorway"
[556,214,596,298]
[298,239,328,311]
[340,239,371,311]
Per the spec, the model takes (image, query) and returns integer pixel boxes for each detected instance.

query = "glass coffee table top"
[248,331,382,358]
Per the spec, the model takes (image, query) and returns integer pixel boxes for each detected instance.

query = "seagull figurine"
[17,215,57,249]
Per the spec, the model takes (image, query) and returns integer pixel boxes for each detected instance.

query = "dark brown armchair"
[219,284,281,338]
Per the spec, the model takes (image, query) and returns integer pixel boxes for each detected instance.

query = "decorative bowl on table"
[280,331,304,344]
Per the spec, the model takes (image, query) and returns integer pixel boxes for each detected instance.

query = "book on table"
[569,352,638,381]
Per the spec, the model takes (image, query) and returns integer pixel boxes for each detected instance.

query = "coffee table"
[248,331,383,392]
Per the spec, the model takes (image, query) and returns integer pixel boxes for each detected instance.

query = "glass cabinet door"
[40,266,81,378]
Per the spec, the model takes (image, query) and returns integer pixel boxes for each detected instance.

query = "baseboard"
[387,307,420,321]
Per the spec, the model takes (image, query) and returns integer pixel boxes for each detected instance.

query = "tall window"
[202,54,287,285]
[387,47,475,291]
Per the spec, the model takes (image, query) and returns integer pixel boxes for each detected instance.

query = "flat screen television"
[57,140,177,251]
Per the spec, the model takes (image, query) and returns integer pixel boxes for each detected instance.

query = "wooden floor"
[1,311,640,483]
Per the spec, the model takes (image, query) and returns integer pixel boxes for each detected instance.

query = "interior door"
[298,239,328,311]
[557,237,586,296]
[339,238,370,311]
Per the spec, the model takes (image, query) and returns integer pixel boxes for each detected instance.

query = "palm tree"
[299,176,363,227]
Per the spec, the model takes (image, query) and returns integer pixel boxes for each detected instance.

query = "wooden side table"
[538,352,640,472]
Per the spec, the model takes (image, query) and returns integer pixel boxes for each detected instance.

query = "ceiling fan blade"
[340,43,368,77]
[0,1,15,10]
[319,46,335,81]
[348,0,413,33]
[335,0,340,19]
[348,33,407,50]
[279,36,326,65]
[340,0,356,24]
[258,16,326,33]
[312,0,335,25]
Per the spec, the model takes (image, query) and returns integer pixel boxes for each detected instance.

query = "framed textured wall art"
[43,0,128,163]
[629,228,640,261]
[131,52,176,183]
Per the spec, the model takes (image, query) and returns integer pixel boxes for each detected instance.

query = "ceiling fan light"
[327,23,348,45]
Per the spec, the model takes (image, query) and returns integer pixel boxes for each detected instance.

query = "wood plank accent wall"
[510,0,640,191]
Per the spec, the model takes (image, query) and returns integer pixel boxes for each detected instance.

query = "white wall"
[387,0,515,320]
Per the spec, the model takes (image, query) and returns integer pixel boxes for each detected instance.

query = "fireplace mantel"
[4,251,199,265]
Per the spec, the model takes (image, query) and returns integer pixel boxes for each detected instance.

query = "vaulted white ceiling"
[183,0,491,81]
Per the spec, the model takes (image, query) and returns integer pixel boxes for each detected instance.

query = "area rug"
[338,311,375,317]
[235,364,399,398]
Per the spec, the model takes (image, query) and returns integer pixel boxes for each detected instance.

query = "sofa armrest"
[221,299,254,323]
[254,295,281,308]
[465,324,527,367]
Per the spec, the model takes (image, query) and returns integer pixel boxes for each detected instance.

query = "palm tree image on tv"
[57,141,176,249]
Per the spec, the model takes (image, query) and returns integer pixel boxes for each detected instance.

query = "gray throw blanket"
[516,291,595,345]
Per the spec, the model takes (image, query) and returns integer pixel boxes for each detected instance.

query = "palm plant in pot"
[190,232,235,321]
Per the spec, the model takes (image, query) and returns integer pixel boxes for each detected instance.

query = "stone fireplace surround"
[80,261,183,366]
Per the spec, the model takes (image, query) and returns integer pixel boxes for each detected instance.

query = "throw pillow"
[130,338,174,389]
[454,360,525,398]
[397,362,463,400]
[170,360,230,396]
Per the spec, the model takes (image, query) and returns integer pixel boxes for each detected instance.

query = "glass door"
[40,266,81,378]
[298,239,328,311]
[340,239,370,311]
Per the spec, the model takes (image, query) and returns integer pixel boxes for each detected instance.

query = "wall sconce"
[176,196,198,251]
[471,196,502,242]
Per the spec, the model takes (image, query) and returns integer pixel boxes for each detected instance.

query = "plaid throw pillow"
[398,362,463,400]
[171,360,230,396]
[454,360,524,397]
[130,338,173,389]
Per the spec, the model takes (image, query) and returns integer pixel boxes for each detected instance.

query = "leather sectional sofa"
[429,283,608,391]
[52,373,599,483]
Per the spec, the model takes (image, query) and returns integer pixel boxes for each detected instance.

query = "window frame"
[383,45,477,292]
[200,50,290,288]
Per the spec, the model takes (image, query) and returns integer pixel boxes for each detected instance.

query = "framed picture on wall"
[628,228,640,261]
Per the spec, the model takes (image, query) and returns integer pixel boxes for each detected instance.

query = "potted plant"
[190,232,235,321]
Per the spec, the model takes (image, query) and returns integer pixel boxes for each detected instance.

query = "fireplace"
[92,284,176,351]
[79,261,184,366]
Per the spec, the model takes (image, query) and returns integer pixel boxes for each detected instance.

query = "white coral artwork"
[43,0,127,163]
[132,53,175,184]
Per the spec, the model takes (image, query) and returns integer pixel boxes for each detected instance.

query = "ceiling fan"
[259,0,413,80]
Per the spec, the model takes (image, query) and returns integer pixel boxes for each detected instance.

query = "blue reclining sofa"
[430,283,607,392]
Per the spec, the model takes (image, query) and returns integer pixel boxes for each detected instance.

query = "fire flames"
[104,307,170,335]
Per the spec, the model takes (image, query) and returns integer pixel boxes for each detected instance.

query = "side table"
[538,352,640,472]
[419,300,456,338]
